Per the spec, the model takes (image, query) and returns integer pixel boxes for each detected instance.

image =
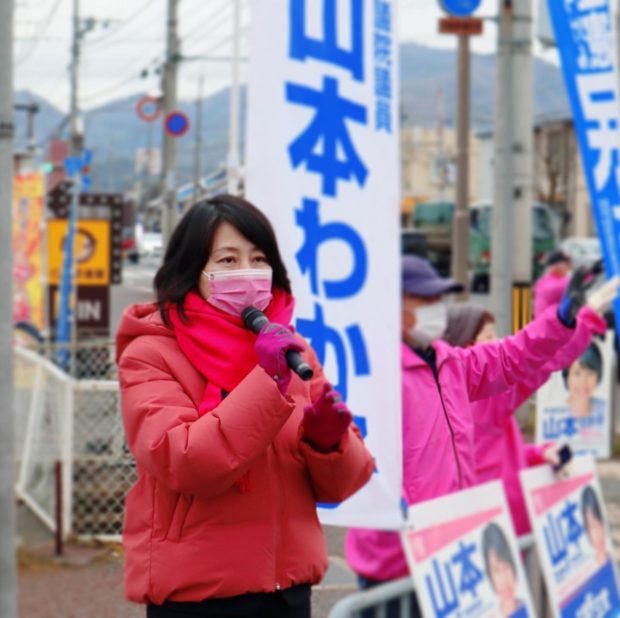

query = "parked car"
[559,236,601,270]
[122,227,140,263]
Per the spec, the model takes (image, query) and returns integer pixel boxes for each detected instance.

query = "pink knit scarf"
[169,289,295,413]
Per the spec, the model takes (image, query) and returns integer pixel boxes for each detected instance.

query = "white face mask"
[408,301,448,343]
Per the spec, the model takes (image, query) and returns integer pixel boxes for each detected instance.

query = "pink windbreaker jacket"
[345,306,582,582]
[116,303,374,605]
[473,306,606,536]
[533,271,569,317]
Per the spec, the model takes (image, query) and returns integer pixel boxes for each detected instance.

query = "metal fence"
[327,536,551,618]
[14,342,134,540]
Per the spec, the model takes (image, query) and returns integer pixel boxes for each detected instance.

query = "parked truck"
[402,200,558,291]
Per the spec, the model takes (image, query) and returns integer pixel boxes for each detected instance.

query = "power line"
[180,0,230,43]
[83,1,162,48]
[15,0,64,65]
[182,24,248,62]
[40,66,68,103]
[79,58,159,104]
[182,4,248,60]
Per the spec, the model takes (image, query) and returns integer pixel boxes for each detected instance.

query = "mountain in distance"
[399,42,569,129]
[14,42,570,193]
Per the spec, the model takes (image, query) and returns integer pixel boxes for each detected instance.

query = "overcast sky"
[14,0,557,112]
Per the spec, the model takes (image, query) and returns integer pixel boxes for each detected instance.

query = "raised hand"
[301,383,352,452]
[254,322,305,395]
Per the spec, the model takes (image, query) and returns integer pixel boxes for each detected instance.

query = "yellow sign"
[512,283,533,334]
[48,219,111,286]
[13,172,45,329]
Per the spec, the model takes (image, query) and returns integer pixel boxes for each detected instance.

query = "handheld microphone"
[242,306,314,381]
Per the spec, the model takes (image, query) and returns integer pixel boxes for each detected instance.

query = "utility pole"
[491,1,515,336]
[510,0,534,331]
[491,0,534,335]
[438,11,482,298]
[227,0,241,195]
[0,0,18,614]
[436,87,446,201]
[67,0,83,376]
[69,0,83,156]
[451,33,471,298]
[160,0,180,246]
[193,75,204,202]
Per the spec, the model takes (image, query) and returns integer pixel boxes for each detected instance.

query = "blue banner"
[54,181,78,370]
[548,0,620,322]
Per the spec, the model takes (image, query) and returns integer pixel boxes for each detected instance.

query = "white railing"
[14,344,134,541]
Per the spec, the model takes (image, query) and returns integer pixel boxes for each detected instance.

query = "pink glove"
[301,383,352,452]
[254,322,306,395]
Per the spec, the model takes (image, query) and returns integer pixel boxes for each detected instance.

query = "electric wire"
[180,0,231,44]
[80,55,160,104]
[15,0,64,66]
[83,0,163,49]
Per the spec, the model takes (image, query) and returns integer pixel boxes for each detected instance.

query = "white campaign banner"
[402,482,535,618]
[536,333,614,459]
[246,0,402,529]
[520,456,620,618]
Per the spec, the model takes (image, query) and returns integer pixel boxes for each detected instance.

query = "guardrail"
[327,535,550,618]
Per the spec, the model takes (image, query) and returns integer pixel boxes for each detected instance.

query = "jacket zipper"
[432,363,464,489]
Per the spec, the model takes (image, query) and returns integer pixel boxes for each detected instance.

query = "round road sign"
[439,0,481,17]
[164,111,190,137]
[136,96,162,122]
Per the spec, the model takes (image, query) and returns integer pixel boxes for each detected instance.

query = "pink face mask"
[201,268,273,316]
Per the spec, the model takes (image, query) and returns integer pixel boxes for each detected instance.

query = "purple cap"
[402,254,464,297]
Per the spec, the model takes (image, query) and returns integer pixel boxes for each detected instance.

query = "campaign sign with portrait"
[520,455,620,617]
[536,333,614,459]
[402,481,534,618]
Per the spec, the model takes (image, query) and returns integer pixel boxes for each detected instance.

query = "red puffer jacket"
[116,303,374,605]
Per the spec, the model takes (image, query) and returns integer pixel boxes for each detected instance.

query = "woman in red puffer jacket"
[116,194,374,618]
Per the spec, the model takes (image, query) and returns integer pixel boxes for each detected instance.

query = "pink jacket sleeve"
[459,306,576,403]
[533,280,546,319]
[480,306,607,427]
[120,346,296,498]
[523,442,553,466]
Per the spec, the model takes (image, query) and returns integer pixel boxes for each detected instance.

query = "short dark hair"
[482,522,515,590]
[561,342,603,387]
[581,486,603,533]
[154,194,291,325]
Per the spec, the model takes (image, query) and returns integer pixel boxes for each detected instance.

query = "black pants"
[357,577,421,618]
[146,585,311,618]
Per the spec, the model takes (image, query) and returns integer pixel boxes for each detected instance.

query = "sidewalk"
[17,460,620,618]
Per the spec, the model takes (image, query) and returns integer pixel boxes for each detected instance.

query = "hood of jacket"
[444,304,491,348]
[115,303,174,364]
